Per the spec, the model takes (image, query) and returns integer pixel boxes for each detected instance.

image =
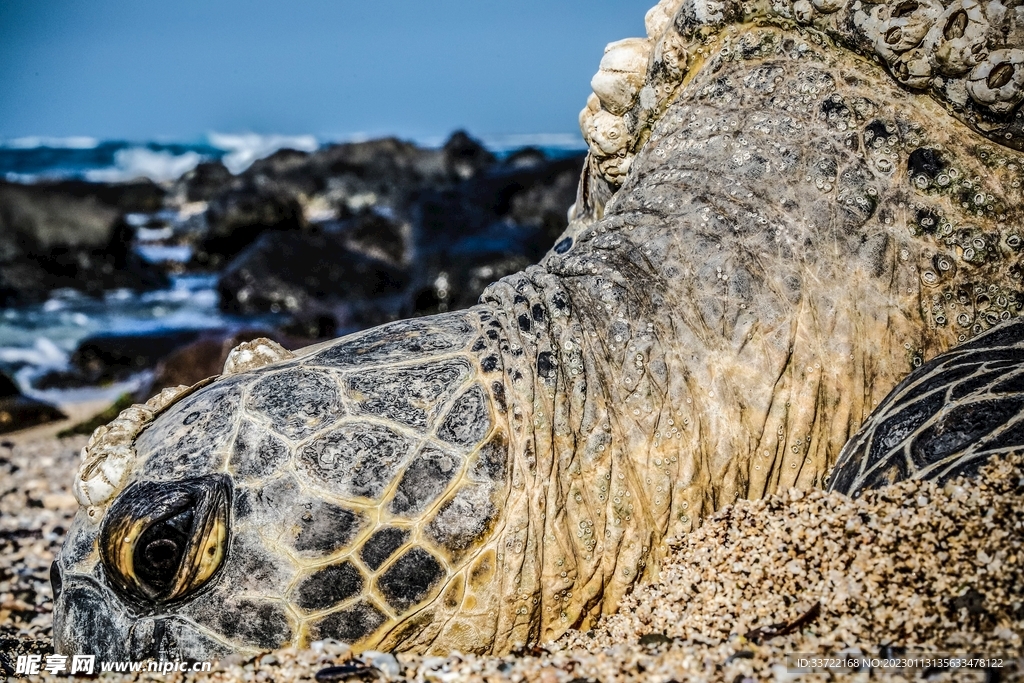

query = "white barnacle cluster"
[579,0,696,195]
[73,384,190,514]
[222,337,295,375]
[787,0,1024,143]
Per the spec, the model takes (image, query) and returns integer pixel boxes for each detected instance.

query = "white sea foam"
[85,147,203,183]
[0,338,69,369]
[17,366,152,406]
[0,136,100,149]
[208,132,319,173]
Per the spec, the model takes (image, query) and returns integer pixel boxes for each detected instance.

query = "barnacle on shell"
[925,0,990,77]
[222,337,295,375]
[855,0,944,64]
[590,38,653,116]
[74,386,192,510]
[967,49,1024,115]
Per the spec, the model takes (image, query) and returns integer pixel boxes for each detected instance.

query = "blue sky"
[0,1,650,143]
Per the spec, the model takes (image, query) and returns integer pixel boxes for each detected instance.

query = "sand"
[1,419,1021,682]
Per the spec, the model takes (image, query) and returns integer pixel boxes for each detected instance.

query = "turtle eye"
[100,475,230,604]
[134,508,194,591]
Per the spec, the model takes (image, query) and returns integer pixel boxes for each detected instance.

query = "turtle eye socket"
[100,475,230,604]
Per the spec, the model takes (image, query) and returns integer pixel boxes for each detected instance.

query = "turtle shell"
[829,317,1024,497]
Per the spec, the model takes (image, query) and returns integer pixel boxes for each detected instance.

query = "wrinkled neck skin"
[483,25,1024,645]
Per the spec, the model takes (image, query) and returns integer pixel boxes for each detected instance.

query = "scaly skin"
[55,2,1024,661]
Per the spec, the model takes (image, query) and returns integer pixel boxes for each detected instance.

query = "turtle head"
[52,475,238,661]
[53,313,519,659]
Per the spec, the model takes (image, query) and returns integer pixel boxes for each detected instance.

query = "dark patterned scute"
[299,423,415,500]
[225,529,292,595]
[425,483,498,561]
[360,527,411,570]
[311,600,387,643]
[214,599,292,650]
[245,475,366,556]
[829,318,1024,497]
[136,379,243,479]
[54,585,128,661]
[345,360,471,429]
[436,384,492,446]
[388,447,463,516]
[292,501,365,555]
[312,314,473,368]
[247,367,343,440]
[377,548,445,612]
[293,562,364,612]
[468,435,509,482]
[228,420,290,480]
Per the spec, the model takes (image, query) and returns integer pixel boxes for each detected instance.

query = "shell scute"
[292,561,364,613]
[424,482,500,563]
[360,527,411,570]
[298,423,416,501]
[209,598,292,651]
[228,420,290,481]
[223,528,293,596]
[135,379,243,479]
[387,446,463,517]
[310,314,474,369]
[436,383,492,447]
[247,367,344,441]
[345,359,472,429]
[468,435,509,483]
[244,474,367,558]
[830,319,1024,496]
[310,600,387,643]
[376,547,445,612]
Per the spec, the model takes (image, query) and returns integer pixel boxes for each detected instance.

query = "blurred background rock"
[0,131,584,432]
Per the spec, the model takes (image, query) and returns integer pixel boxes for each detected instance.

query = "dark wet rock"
[194,187,305,267]
[30,178,166,213]
[408,151,585,313]
[218,228,410,317]
[504,154,585,246]
[190,131,496,231]
[442,130,497,180]
[176,161,234,203]
[0,182,168,305]
[0,371,66,434]
[33,329,208,389]
[339,211,410,267]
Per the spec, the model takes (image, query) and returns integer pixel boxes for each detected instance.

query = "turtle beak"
[51,571,232,660]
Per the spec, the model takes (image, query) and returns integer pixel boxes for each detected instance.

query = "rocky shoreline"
[0,132,585,430]
[2,427,1020,681]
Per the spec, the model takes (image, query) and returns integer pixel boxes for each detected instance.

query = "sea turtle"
[54,0,1024,661]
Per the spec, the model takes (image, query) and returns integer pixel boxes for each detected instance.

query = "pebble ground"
[1,433,1020,681]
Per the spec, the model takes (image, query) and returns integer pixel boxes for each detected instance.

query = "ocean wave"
[85,147,204,183]
[208,132,319,173]
[0,136,100,150]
